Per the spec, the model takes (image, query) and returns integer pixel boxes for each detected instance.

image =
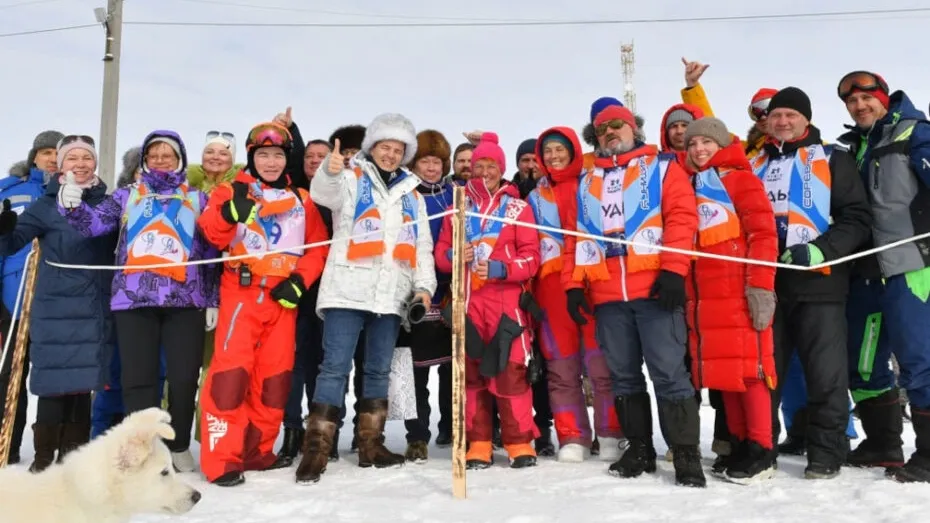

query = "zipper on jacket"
[690,269,703,388]
[756,331,765,382]
[620,256,629,301]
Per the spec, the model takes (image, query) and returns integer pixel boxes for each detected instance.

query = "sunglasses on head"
[595,119,626,137]
[58,134,96,148]
[838,71,888,100]
[206,130,235,144]
[748,98,770,122]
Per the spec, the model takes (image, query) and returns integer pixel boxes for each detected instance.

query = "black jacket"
[769,126,872,302]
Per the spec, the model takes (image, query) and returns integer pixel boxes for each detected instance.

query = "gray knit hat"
[117,146,142,188]
[683,117,732,149]
[26,130,65,169]
[665,109,695,129]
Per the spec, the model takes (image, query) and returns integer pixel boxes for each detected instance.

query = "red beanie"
[751,88,778,107]
[594,105,638,131]
[472,132,506,173]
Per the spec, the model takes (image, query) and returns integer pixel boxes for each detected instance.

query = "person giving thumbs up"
[57,172,84,210]
[325,138,345,175]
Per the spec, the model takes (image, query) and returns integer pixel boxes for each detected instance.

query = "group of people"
[0,58,929,491]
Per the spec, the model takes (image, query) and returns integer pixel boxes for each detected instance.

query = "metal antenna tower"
[620,41,636,112]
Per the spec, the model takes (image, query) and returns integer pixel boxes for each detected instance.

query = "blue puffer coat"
[0,162,48,316]
[0,175,117,396]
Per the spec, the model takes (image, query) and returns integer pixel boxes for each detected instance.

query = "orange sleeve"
[729,171,778,290]
[197,183,238,251]
[659,161,698,277]
[433,212,454,274]
[294,193,330,287]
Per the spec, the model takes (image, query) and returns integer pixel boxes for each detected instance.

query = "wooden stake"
[0,240,40,468]
[450,186,467,499]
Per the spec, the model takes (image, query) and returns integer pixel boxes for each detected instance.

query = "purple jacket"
[63,131,220,311]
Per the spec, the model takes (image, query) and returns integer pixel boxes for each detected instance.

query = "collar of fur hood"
[9,160,29,178]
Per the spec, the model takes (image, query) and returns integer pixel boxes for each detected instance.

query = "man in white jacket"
[296,113,437,484]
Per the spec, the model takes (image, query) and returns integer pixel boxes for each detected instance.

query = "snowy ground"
[10,369,930,523]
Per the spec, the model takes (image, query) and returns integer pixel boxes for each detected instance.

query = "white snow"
[10,369,930,523]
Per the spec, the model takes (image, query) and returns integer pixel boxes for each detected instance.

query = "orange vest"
[227,183,307,278]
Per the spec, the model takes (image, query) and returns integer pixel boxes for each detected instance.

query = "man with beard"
[757,87,871,479]
[565,101,704,487]
[448,142,474,184]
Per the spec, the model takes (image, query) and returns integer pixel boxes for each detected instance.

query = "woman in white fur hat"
[296,113,437,484]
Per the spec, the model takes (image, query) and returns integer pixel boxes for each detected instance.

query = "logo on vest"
[631,226,662,255]
[133,230,182,262]
[697,202,728,230]
[540,237,560,263]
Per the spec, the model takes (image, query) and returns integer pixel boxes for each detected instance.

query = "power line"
[121,7,930,28]
[0,22,96,37]
[0,0,65,9]
[173,0,551,23]
[1,7,928,37]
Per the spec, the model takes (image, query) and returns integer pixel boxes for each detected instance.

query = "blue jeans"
[313,309,402,407]
[594,299,695,401]
[877,275,930,409]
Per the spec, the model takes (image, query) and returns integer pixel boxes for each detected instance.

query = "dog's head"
[68,408,201,519]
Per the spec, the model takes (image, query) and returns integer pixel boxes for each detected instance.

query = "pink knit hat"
[471,132,506,173]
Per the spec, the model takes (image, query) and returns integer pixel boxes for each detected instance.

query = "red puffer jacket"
[684,140,778,392]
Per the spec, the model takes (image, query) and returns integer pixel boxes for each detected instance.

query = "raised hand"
[682,57,710,88]
[327,138,345,175]
[273,106,293,128]
[57,171,84,210]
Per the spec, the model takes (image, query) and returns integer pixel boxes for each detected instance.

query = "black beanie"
[767,87,812,121]
[515,138,536,166]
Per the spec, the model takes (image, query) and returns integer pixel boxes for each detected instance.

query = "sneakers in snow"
[725,441,776,485]
[596,437,627,462]
[557,443,590,463]
[171,449,196,473]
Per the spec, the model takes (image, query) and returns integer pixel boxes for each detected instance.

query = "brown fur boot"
[295,403,339,484]
[356,398,404,468]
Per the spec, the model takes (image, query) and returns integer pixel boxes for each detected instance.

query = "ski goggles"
[205,130,235,144]
[594,119,628,137]
[246,123,292,151]
[57,134,96,148]
[837,71,888,100]
[748,98,771,122]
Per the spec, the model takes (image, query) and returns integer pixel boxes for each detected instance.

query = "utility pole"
[620,41,636,113]
[95,0,124,190]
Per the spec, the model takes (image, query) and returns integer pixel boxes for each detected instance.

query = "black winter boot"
[28,423,60,473]
[57,421,90,464]
[329,428,340,462]
[725,440,777,484]
[848,390,905,468]
[296,403,340,484]
[895,406,930,483]
[659,398,706,488]
[535,430,555,458]
[608,393,657,479]
[778,408,808,456]
[273,427,305,469]
[356,399,405,469]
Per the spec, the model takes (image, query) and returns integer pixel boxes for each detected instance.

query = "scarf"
[693,167,741,247]
[123,181,199,282]
[574,155,667,282]
[527,176,564,280]
[347,167,418,268]
[465,193,510,292]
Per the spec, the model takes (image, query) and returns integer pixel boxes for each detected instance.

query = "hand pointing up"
[327,138,345,175]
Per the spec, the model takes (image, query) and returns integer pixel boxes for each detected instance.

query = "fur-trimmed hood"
[581,113,647,148]
[8,160,29,178]
[117,146,142,188]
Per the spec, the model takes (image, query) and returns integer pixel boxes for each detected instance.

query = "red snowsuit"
[197,171,328,482]
[528,127,621,447]
[684,141,778,448]
[434,179,540,456]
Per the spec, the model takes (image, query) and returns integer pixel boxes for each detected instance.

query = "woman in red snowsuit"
[435,132,541,468]
[526,127,622,463]
[197,123,328,486]
[682,117,778,484]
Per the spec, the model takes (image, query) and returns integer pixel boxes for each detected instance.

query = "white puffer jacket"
[311,154,437,318]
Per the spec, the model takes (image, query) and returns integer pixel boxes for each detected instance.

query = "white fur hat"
[361,113,418,166]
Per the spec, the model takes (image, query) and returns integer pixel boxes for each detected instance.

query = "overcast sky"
[2,0,928,186]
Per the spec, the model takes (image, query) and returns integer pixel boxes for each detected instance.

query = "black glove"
[649,270,686,312]
[220,182,257,225]
[0,200,16,235]
[270,274,306,309]
[566,288,591,326]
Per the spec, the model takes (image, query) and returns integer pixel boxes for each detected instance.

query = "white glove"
[205,307,219,331]
[57,172,83,210]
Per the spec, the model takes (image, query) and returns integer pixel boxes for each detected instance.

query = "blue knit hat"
[590,97,624,123]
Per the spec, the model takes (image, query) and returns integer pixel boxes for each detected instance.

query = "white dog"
[0,407,201,523]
